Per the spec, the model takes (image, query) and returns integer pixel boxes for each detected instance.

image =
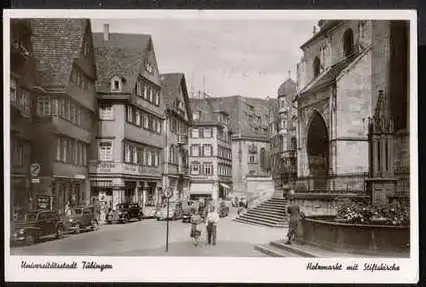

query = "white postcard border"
[3,9,419,284]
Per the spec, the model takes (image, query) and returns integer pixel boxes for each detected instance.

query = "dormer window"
[313,57,321,78]
[343,28,354,57]
[111,76,122,92]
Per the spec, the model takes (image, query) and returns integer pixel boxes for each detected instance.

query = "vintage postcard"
[4,9,418,283]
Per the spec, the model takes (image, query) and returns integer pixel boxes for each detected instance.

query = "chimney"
[103,24,110,41]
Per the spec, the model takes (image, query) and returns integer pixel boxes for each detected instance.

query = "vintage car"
[182,201,197,223]
[11,210,65,245]
[116,203,143,223]
[67,206,98,234]
[156,202,183,221]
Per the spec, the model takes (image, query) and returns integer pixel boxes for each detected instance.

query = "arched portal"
[307,111,329,190]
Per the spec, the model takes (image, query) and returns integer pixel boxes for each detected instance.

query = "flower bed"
[334,198,410,226]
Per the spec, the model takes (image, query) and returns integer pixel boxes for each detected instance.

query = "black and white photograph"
[4,9,418,283]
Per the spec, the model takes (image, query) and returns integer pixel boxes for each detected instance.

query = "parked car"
[67,206,98,233]
[116,203,143,223]
[219,201,230,217]
[182,201,196,223]
[11,210,65,245]
[156,202,183,221]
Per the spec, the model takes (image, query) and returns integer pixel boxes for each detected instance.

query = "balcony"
[177,134,188,145]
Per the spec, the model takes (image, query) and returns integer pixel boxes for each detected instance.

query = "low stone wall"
[301,216,410,254]
[288,193,368,217]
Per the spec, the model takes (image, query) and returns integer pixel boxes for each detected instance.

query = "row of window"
[56,136,88,166]
[191,127,213,138]
[71,67,94,91]
[190,144,213,157]
[123,142,160,167]
[126,105,162,134]
[11,139,29,167]
[218,145,232,160]
[191,162,213,175]
[217,128,231,144]
[10,78,31,116]
[169,144,186,165]
[170,113,188,135]
[36,95,93,131]
[218,163,231,176]
[135,78,161,106]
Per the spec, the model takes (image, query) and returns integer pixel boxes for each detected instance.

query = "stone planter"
[301,216,410,255]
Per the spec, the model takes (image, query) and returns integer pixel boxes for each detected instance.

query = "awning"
[189,183,212,195]
[220,183,230,189]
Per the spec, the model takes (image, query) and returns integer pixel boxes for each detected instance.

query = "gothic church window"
[313,57,321,77]
[343,28,354,57]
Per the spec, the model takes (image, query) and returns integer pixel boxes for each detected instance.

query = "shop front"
[189,182,214,201]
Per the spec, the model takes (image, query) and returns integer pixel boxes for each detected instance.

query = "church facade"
[295,20,410,206]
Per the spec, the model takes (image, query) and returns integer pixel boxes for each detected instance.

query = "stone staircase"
[234,190,288,228]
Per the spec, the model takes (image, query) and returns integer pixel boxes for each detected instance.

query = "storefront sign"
[90,162,160,176]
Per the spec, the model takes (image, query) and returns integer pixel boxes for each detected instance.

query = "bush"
[335,199,409,226]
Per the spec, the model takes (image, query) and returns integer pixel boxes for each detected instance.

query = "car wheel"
[74,223,81,234]
[25,233,35,246]
[56,225,64,239]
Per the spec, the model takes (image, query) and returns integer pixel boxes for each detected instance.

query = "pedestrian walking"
[286,204,302,245]
[205,206,219,245]
[190,208,203,246]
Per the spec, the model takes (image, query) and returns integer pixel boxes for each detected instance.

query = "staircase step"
[234,218,287,228]
[246,207,285,214]
[243,210,286,220]
[254,244,303,257]
[269,240,316,257]
[236,215,287,226]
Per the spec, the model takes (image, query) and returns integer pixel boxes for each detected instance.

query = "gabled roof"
[160,73,193,123]
[300,20,343,50]
[296,51,362,100]
[31,19,89,88]
[93,33,151,93]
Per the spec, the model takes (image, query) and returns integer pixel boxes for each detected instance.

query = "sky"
[91,19,317,99]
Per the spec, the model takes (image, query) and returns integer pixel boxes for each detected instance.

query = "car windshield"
[71,209,83,215]
[117,204,127,210]
[16,212,37,222]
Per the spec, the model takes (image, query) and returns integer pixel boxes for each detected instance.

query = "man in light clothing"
[205,206,220,245]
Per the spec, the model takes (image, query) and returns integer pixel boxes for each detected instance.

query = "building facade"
[160,73,192,202]
[295,19,410,207]
[189,96,232,200]
[30,19,97,212]
[295,20,373,193]
[89,25,166,209]
[268,77,298,195]
[10,19,37,213]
